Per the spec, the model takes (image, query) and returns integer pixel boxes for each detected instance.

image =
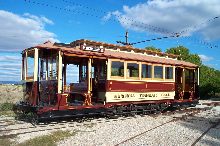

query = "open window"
[26,50,35,80]
[126,62,139,79]
[165,66,173,80]
[154,65,163,79]
[111,61,124,78]
[38,49,58,105]
[185,69,194,91]
[142,64,152,79]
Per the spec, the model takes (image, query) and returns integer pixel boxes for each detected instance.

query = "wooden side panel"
[106,80,175,92]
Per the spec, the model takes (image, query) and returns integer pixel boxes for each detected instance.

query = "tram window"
[99,61,107,79]
[80,65,87,82]
[40,58,47,80]
[142,64,152,78]
[195,69,198,83]
[185,69,194,84]
[39,55,58,80]
[66,64,79,83]
[22,55,25,80]
[26,51,34,79]
[154,66,163,79]
[48,57,58,80]
[165,66,173,79]
[127,63,139,78]
[111,61,124,77]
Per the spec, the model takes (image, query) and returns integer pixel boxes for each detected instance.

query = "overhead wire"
[23,0,219,48]
[130,15,220,48]
[61,0,173,35]
[24,0,173,35]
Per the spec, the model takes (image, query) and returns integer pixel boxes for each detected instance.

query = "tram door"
[175,67,183,99]
[91,59,107,103]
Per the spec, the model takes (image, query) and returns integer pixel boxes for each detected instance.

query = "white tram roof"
[30,39,198,68]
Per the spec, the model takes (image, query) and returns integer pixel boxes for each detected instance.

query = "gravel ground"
[0,100,219,146]
[58,103,220,146]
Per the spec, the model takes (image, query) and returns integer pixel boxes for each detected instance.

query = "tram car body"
[15,39,199,119]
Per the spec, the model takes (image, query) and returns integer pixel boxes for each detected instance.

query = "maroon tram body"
[14,39,199,120]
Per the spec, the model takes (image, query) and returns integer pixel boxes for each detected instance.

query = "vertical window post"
[34,48,38,81]
[25,51,27,80]
[21,54,24,80]
[139,63,141,80]
[163,65,165,80]
[124,61,127,79]
[183,68,185,92]
[107,59,111,80]
[152,64,154,79]
[88,58,92,92]
[58,51,63,94]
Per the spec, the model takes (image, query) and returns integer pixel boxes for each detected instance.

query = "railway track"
[191,119,220,146]
[0,107,204,141]
[114,108,203,146]
[0,115,135,139]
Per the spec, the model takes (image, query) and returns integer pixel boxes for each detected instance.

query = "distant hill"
[0,81,22,85]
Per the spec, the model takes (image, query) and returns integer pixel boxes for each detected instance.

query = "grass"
[17,130,77,146]
[0,103,15,116]
[0,138,13,146]
[0,102,14,111]
[0,110,15,117]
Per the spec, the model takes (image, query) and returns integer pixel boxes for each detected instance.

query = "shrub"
[0,102,14,111]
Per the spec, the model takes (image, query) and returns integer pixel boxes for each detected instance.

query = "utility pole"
[125,31,128,45]
[116,31,130,46]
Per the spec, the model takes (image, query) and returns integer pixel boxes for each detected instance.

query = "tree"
[145,46,162,52]
[199,65,220,98]
[166,46,202,66]
[166,45,220,99]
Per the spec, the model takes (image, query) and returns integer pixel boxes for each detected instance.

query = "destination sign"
[80,44,104,52]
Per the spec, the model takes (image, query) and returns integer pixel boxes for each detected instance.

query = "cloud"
[23,13,54,25]
[0,55,20,62]
[104,0,220,39]
[199,54,213,62]
[0,10,59,52]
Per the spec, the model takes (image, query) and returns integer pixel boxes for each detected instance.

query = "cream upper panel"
[108,59,175,82]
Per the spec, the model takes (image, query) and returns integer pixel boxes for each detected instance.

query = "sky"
[0,0,220,81]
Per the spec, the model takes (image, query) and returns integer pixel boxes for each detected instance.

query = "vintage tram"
[15,39,199,120]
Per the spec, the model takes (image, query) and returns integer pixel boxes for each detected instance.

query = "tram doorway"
[63,56,107,106]
[175,67,197,100]
[175,67,183,99]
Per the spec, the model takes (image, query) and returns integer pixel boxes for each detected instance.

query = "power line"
[179,15,220,35]
[23,0,219,48]
[24,0,173,35]
[130,15,220,48]
[61,0,173,34]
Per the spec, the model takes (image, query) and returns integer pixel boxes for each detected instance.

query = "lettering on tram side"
[139,93,157,98]
[113,92,172,99]
[114,93,135,99]
[160,93,170,97]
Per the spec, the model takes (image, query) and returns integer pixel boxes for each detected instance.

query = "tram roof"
[31,40,198,68]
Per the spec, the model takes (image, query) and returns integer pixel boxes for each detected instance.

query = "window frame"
[141,63,153,80]
[25,50,35,81]
[165,65,174,80]
[126,61,140,79]
[110,60,125,79]
[153,64,164,80]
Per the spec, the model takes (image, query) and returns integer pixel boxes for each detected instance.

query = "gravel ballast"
[58,105,220,146]
[0,100,219,146]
